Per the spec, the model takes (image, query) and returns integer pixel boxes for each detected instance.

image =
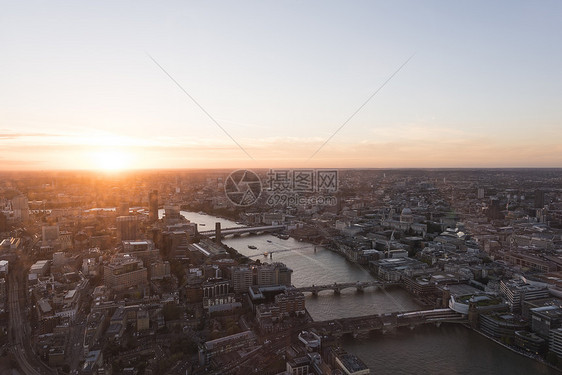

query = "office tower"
[231,266,253,293]
[11,195,29,221]
[477,188,485,199]
[116,216,141,241]
[535,190,545,209]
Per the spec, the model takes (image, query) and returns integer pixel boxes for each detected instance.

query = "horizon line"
[1,166,562,173]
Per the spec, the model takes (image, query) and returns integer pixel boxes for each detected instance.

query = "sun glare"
[91,149,132,171]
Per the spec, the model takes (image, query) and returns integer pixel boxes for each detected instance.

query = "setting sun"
[91,149,133,171]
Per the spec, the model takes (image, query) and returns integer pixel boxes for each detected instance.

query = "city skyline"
[2,1,561,170]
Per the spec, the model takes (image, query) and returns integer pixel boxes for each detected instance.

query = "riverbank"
[471,327,562,373]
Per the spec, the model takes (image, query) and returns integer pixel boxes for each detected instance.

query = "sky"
[1,1,561,170]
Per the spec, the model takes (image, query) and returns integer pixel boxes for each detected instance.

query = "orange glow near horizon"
[90,149,134,171]
[2,130,562,171]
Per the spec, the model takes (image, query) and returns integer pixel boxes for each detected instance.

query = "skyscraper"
[477,188,485,199]
[118,202,129,216]
[11,195,29,222]
[116,216,141,241]
[535,190,545,209]
[149,190,158,222]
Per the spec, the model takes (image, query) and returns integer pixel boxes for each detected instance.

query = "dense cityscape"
[3,0,562,373]
[0,169,560,374]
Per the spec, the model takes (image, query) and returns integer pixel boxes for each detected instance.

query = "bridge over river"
[308,308,467,338]
[295,281,401,296]
[199,224,285,238]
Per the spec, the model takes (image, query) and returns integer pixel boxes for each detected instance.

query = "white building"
[0,260,8,274]
[550,328,562,358]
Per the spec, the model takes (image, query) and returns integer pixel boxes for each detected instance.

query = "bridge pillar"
[356,285,364,293]
[333,287,341,295]
[312,289,318,297]
[382,326,396,335]
[435,322,442,328]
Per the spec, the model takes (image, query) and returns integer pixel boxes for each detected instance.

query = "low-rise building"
[200,330,257,364]
[500,279,550,312]
[530,305,562,339]
[480,312,527,339]
[103,255,147,291]
[30,260,50,277]
[334,352,370,375]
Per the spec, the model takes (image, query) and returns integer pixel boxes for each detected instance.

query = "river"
[171,210,560,374]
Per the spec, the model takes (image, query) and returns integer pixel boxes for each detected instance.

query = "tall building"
[116,216,141,241]
[535,190,545,209]
[477,188,485,199]
[256,263,293,287]
[257,265,275,286]
[11,195,29,221]
[276,263,293,286]
[0,212,8,232]
[148,190,158,223]
[231,266,253,294]
[163,204,181,223]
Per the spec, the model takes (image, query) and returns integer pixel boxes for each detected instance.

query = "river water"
[174,210,559,374]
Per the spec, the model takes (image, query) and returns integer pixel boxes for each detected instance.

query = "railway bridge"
[308,308,467,338]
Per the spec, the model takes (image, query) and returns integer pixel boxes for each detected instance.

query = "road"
[8,273,56,375]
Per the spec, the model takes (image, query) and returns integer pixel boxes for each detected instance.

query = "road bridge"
[199,224,285,238]
[295,281,400,296]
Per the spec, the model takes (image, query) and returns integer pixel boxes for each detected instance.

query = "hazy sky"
[1,1,561,170]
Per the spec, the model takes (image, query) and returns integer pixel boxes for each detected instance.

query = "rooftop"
[337,353,369,372]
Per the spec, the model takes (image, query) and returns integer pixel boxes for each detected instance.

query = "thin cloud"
[0,132,62,139]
